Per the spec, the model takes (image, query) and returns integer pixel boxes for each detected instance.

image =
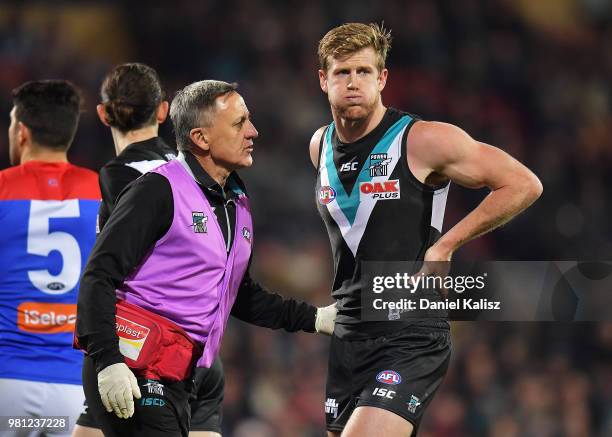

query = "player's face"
[206,92,258,170]
[319,47,388,121]
[7,107,21,165]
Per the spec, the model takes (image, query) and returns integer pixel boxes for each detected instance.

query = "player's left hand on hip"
[315,302,337,335]
[418,245,453,297]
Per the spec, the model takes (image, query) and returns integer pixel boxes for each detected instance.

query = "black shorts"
[78,356,224,435]
[189,357,224,433]
[325,328,451,436]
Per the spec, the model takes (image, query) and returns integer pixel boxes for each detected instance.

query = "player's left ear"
[378,68,388,92]
[96,104,111,127]
[157,101,169,124]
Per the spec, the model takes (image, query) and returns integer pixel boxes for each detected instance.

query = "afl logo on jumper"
[360,179,401,200]
[376,370,402,385]
[318,186,337,205]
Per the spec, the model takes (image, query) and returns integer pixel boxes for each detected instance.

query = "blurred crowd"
[0,1,610,435]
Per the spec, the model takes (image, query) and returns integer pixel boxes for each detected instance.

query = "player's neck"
[112,125,159,156]
[333,103,386,143]
[20,144,68,164]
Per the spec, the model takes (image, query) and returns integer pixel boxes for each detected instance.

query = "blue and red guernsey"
[0,161,100,384]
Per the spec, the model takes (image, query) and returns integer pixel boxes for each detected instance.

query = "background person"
[0,80,100,436]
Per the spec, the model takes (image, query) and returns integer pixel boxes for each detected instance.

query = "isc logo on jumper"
[360,180,400,201]
[376,370,402,385]
[116,316,150,360]
[339,160,359,172]
[319,186,337,205]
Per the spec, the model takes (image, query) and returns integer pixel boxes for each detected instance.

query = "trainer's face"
[319,47,388,121]
[205,92,258,170]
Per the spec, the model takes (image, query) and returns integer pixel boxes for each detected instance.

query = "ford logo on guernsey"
[319,186,337,205]
[376,370,402,385]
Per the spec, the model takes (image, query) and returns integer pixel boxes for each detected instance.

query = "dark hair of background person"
[100,62,164,133]
[12,79,82,150]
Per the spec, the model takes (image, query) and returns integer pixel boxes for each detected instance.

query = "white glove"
[98,362,142,419]
[315,303,337,335]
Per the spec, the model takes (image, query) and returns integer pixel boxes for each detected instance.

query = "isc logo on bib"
[359,180,400,200]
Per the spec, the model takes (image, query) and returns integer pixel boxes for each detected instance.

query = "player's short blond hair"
[318,22,392,73]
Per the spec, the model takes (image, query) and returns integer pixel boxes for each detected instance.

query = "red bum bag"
[115,300,203,381]
[75,300,202,381]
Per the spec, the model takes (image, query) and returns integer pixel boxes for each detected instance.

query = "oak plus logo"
[359,180,401,201]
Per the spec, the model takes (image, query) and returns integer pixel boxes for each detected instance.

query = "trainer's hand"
[98,362,141,419]
[315,303,337,335]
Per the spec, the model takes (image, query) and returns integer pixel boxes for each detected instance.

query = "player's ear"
[96,104,111,127]
[319,69,328,94]
[17,121,31,147]
[190,127,210,152]
[378,68,388,92]
[157,101,169,124]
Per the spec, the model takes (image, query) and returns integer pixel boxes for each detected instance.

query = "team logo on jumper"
[242,227,251,242]
[359,179,401,200]
[143,380,164,396]
[368,153,392,177]
[318,186,337,205]
[116,316,150,360]
[376,370,402,385]
[407,395,421,413]
[325,398,339,418]
[191,211,208,233]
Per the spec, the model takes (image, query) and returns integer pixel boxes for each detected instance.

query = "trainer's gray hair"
[169,80,238,151]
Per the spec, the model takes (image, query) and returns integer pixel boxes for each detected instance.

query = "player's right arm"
[309,126,326,168]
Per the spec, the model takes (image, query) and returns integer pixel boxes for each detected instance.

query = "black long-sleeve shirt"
[77,143,316,372]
